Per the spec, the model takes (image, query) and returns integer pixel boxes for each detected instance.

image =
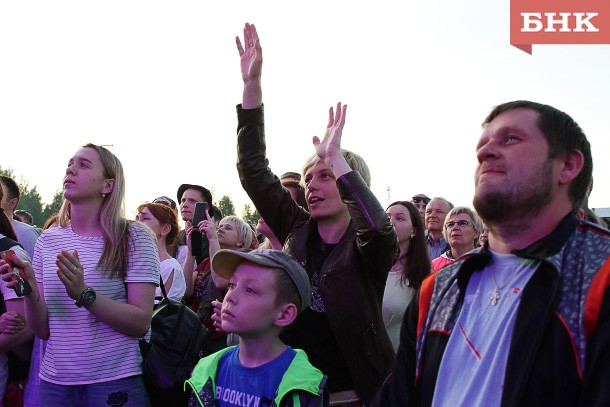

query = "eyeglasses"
[412,197,431,205]
[445,220,474,230]
[152,196,177,210]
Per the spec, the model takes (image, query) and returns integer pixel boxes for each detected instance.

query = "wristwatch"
[75,286,97,308]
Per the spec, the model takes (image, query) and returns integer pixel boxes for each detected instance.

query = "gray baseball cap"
[212,248,311,312]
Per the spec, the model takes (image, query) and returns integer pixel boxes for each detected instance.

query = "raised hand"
[236,23,263,109]
[313,103,347,162]
[312,102,353,182]
[198,209,218,242]
[236,23,262,85]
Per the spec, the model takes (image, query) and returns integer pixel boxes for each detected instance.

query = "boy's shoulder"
[277,349,328,406]
[189,346,236,385]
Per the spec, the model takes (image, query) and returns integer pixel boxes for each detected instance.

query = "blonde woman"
[1,144,159,406]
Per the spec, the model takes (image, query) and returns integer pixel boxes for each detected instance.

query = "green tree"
[41,190,64,224]
[1,167,45,227]
[217,195,236,217]
[241,203,260,227]
[17,183,45,227]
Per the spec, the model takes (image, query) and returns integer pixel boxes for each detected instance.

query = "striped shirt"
[33,223,159,385]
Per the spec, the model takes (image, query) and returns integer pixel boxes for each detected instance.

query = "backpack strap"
[159,275,168,299]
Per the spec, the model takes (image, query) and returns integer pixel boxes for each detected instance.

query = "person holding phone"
[0,144,160,406]
[0,186,33,403]
[175,184,213,268]
[231,24,398,405]
[185,211,253,309]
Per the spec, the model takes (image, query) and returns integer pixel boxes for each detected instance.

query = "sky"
[1,1,610,222]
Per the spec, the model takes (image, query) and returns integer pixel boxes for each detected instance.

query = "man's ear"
[558,149,584,186]
[101,179,115,195]
[8,197,18,213]
[274,303,298,328]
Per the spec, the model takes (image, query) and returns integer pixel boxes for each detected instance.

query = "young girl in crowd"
[231,23,399,406]
[383,201,430,351]
[0,187,33,403]
[1,144,159,407]
[136,202,186,302]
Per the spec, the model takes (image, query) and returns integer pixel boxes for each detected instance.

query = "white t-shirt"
[382,270,416,352]
[156,258,186,302]
[432,251,538,406]
[176,244,197,273]
[11,220,39,259]
[33,223,159,385]
[0,236,29,400]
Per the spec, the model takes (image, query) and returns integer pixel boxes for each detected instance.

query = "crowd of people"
[0,22,609,407]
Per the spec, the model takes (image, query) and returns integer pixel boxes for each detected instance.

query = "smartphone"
[0,250,32,297]
[191,202,209,257]
[192,202,209,227]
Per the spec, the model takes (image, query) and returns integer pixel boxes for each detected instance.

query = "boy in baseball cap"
[185,248,327,406]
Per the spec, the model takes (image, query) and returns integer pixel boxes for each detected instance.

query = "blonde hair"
[58,144,134,279]
[220,216,253,248]
[301,150,371,187]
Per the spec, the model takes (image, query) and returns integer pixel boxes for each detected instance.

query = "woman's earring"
[101,193,106,198]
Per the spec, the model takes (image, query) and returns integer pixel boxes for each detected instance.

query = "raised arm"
[236,23,262,109]
[235,23,309,245]
[315,103,398,272]
[313,103,352,179]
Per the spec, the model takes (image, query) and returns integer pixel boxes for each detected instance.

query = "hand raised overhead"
[236,23,262,85]
[313,102,348,162]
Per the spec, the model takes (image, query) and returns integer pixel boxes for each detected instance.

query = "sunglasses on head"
[152,196,177,210]
[412,197,431,205]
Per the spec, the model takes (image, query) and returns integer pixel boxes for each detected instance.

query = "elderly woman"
[431,207,482,272]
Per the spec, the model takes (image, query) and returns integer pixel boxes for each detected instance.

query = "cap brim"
[212,249,283,281]
[281,180,301,188]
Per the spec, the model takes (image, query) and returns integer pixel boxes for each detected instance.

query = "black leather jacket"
[236,105,399,405]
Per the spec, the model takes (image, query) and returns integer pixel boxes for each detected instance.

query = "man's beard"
[474,160,554,225]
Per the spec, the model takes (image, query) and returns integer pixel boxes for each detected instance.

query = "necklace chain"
[489,266,521,306]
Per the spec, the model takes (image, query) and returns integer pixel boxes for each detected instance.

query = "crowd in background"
[0,22,609,407]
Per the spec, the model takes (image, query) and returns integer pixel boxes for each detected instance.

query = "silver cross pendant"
[490,290,500,306]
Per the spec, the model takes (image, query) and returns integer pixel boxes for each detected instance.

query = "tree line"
[1,167,260,228]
